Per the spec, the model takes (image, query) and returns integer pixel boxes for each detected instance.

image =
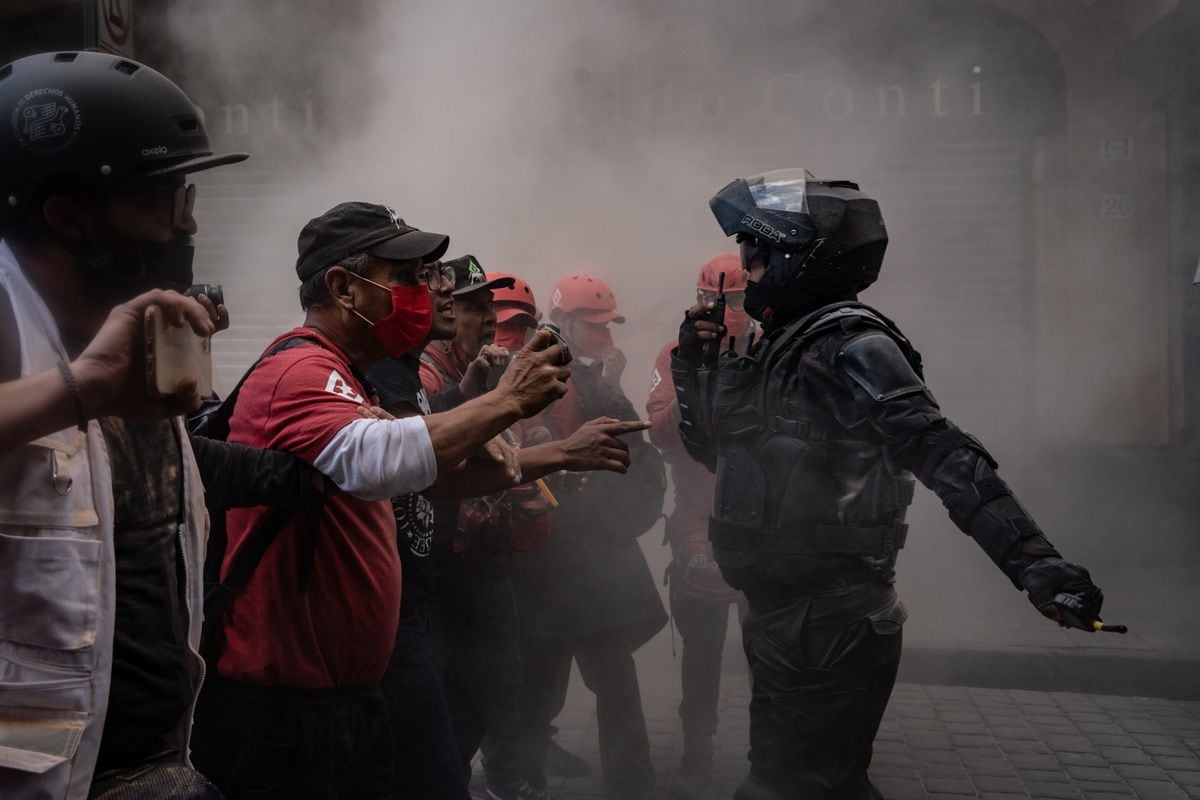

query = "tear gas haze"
[144,0,1199,687]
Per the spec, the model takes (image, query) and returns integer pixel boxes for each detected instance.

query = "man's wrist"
[58,361,89,432]
[66,358,110,425]
[548,439,575,471]
[672,340,703,365]
[459,377,482,401]
[492,389,527,428]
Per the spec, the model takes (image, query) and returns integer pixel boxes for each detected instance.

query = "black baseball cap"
[296,202,450,280]
[445,254,516,297]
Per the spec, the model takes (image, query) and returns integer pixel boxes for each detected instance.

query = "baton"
[1053,592,1127,634]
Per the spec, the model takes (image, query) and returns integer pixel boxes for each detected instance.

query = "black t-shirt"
[367,354,436,611]
[94,416,193,772]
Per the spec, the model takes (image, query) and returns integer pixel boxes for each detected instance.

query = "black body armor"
[672,302,1071,606]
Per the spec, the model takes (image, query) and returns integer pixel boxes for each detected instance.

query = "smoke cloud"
[145,0,1196,668]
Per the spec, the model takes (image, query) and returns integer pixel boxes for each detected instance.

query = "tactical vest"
[0,242,207,799]
[707,303,921,587]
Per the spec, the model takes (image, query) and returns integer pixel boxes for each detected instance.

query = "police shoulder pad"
[836,331,927,403]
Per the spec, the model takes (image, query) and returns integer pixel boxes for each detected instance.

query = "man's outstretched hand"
[557,416,651,473]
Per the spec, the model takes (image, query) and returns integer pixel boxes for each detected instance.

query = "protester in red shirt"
[190,203,572,800]
[645,254,755,799]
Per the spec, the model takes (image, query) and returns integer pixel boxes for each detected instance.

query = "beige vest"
[0,241,208,800]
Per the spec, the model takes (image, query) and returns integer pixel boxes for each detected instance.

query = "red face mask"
[495,320,533,351]
[570,319,615,359]
[351,274,433,357]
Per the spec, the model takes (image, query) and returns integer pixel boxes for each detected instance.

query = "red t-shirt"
[217,327,402,688]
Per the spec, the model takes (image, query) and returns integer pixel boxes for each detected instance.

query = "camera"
[537,322,572,366]
[185,283,224,308]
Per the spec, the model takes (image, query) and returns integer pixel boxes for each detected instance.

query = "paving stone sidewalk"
[538,677,1200,800]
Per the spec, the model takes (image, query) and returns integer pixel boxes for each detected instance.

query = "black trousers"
[380,602,472,800]
[190,678,391,800]
[735,591,902,800]
[670,583,746,753]
[429,562,525,784]
[515,629,655,798]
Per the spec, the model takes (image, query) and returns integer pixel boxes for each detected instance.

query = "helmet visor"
[746,168,815,213]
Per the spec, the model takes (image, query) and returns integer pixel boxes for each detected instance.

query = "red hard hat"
[697,253,748,293]
[548,272,625,324]
[489,271,541,325]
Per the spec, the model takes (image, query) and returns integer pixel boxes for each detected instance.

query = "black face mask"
[743,280,771,322]
[87,237,196,296]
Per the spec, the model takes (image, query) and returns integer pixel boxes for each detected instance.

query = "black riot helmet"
[709,168,887,322]
[0,50,248,222]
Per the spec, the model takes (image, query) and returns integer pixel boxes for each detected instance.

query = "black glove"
[1019,557,1103,614]
[677,310,706,362]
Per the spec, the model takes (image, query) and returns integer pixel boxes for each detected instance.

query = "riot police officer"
[671,168,1107,800]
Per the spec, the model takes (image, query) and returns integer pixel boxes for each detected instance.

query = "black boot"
[545,737,591,778]
[670,736,715,799]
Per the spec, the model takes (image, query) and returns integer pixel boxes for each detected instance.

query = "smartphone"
[144,304,213,398]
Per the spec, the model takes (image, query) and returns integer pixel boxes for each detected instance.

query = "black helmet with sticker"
[709,168,888,321]
[0,50,247,222]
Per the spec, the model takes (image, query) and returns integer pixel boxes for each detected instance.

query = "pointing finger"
[600,419,651,436]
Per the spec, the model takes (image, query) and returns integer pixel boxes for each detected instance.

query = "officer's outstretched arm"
[833,331,1103,620]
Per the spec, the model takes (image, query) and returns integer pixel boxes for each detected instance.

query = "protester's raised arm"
[421,329,569,474]
[0,289,213,454]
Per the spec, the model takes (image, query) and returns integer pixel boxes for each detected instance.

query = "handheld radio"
[701,272,727,367]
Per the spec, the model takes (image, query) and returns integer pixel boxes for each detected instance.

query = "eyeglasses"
[115,181,196,230]
[697,289,745,310]
[416,264,456,290]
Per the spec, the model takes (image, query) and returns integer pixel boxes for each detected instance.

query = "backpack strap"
[194,335,324,658]
[189,335,321,438]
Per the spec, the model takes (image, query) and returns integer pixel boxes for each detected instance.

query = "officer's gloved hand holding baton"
[1021,557,1126,633]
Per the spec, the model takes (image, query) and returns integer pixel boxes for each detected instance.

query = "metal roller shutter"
[846,139,1032,443]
